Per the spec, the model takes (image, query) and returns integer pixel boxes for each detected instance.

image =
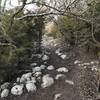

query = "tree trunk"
[35,17,44,53]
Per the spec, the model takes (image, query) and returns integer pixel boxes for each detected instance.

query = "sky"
[1,0,50,9]
[1,0,39,10]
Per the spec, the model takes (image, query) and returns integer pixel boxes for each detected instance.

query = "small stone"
[54,44,57,47]
[55,49,60,54]
[94,61,99,64]
[47,65,54,70]
[16,77,20,83]
[40,65,46,70]
[1,89,9,98]
[54,93,62,100]
[55,74,65,80]
[83,63,90,66]
[11,84,23,95]
[33,67,41,73]
[37,76,41,81]
[91,61,99,65]
[42,55,49,61]
[1,82,10,90]
[26,82,37,92]
[74,60,80,64]
[91,66,98,71]
[30,63,37,66]
[60,54,66,59]
[34,72,42,77]
[13,83,17,85]
[37,54,42,58]
[20,73,32,83]
[84,66,87,69]
[41,74,54,88]
[20,77,26,83]
[58,52,62,56]
[90,61,95,65]
[30,77,36,83]
[56,67,68,73]
[44,62,47,64]
[78,64,81,66]
[65,80,74,85]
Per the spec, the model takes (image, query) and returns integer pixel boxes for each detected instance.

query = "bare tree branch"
[16,10,91,24]
[8,0,27,31]
[13,0,91,24]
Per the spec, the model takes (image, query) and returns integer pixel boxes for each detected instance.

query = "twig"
[8,0,27,31]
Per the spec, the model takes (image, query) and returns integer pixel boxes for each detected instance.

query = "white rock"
[84,66,87,69]
[42,55,49,61]
[58,52,62,56]
[56,67,68,73]
[54,44,57,47]
[40,65,46,69]
[26,77,31,81]
[30,63,37,66]
[47,65,55,70]
[55,49,62,56]
[55,74,65,80]
[34,72,42,77]
[91,61,99,65]
[83,63,90,66]
[94,61,99,64]
[23,73,32,79]
[13,83,17,85]
[65,80,74,85]
[37,54,42,58]
[33,67,41,73]
[78,64,81,66]
[54,93,62,100]
[91,66,98,71]
[20,77,26,83]
[60,54,66,59]
[20,73,32,83]
[90,61,95,65]
[1,82,10,90]
[74,60,80,64]
[41,74,54,88]
[11,84,23,95]
[44,62,47,64]
[55,49,60,54]
[16,77,20,83]
[1,89,9,98]
[37,76,41,81]
[26,76,36,84]
[26,82,37,92]
[31,77,36,83]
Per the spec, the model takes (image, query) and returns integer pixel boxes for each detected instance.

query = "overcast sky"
[1,0,51,13]
[1,0,50,9]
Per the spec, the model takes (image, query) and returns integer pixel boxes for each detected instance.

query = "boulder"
[11,84,23,95]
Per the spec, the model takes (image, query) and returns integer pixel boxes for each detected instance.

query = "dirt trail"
[11,43,82,100]
[2,36,98,100]
[28,36,82,100]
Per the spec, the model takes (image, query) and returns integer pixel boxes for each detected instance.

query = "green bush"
[0,10,44,83]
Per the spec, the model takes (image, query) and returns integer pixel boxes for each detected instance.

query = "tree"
[0,9,44,83]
